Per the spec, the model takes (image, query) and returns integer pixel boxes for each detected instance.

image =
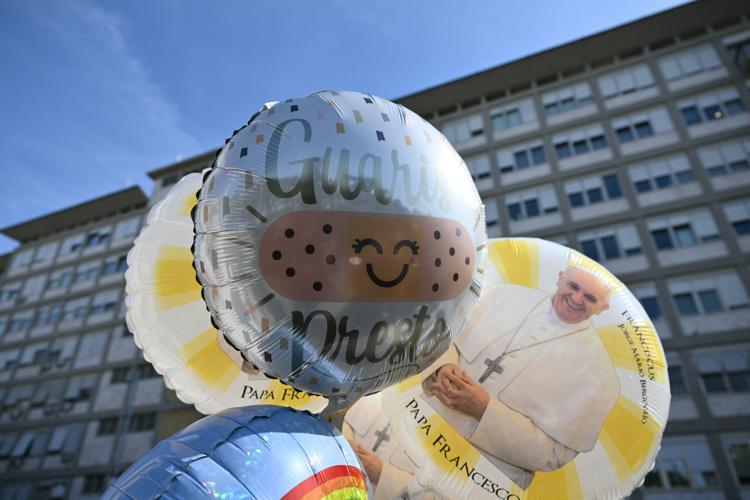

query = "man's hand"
[432,367,490,420]
[352,443,383,485]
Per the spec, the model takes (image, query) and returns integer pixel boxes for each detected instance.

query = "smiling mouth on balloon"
[366,263,410,288]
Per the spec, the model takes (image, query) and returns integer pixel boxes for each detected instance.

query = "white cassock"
[422,283,620,489]
[344,393,431,499]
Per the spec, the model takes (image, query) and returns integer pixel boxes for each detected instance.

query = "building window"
[647,209,720,251]
[541,82,593,116]
[8,250,34,273]
[102,255,128,276]
[647,435,720,490]
[8,317,33,334]
[74,265,100,285]
[613,108,672,146]
[616,121,655,143]
[578,225,641,262]
[464,154,492,188]
[97,417,119,436]
[565,173,623,210]
[46,269,74,291]
[484,200,500,235]
[129,413,156,432]
[678,87,746,127]
[113,216,141,241]
[629,154,696,194]
[62,299,88,321]
[35,304,62,327]
[111,367,129,384]
[698,290,722,314]
[600,236,620,259]
[669,271,749,318]
[496,141,547,174]
[658,43,722,81]
[674,293,699,316]
[723,199,750,236]
[639,296,661,320]
[439,114,484,144]
[697,138,750,179]
[668,365,688,395]
[552,125,608,160]
[65,375,96,403]
[85,232,110,248]
[0,287,21,304]
[60,234,85,255]
[728,440,750,485]
[83,474,107,494]
[491,108,521,130]
[597,64,655,99]
[490,98,536,132]
[695,348,750,395]
[651,229,674,249]
[505,186,558,222]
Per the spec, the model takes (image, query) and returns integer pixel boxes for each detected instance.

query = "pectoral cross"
[478,355,504,383]
[372,424,390,452]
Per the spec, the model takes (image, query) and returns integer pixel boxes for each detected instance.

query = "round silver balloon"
[193,90,487,409]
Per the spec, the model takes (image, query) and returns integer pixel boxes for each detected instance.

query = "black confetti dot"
[449,247,455,256]
[286,267,295,277]
[434,230,441,240]
[305,244,315,254]
[313,282,323,291]
[455,228,461,237]
[435,258,442,267]
[465,257,471,265]
[326,255,336,265]
[453,273,459,282]
[263,352,272,362]
[272,250,282,260]
[285,228,294,238]
[323,224,332,234]
[432,283,439,292]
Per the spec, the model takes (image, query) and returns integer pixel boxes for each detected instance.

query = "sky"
[0,0,692,254]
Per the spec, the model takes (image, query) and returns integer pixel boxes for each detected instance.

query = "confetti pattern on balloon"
[126,173,327,414]
[103,406,366,500]
[193,91,487,409]
[382,238,670,500]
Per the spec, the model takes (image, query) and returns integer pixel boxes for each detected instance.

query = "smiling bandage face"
[259,211,474,302]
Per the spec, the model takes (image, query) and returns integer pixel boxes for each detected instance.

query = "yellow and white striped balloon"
[125,173,326,414]
[382,237,669,500]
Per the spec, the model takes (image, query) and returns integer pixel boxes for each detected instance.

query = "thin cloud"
[0,0,200,253]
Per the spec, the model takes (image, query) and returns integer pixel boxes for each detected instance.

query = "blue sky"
[0,0,691,254]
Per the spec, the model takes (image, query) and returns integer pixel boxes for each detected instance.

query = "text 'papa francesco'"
[404,398,520,500]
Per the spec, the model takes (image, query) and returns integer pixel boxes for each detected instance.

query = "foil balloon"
[381,238,670,500]
[193,90,487,411]
[343,393,419,499]
[126,173,326,414]
[103,405,366,499]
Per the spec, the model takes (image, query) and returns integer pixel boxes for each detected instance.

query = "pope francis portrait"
[421,265,620,490]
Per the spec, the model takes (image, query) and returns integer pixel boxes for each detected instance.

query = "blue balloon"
[103,406,366,499]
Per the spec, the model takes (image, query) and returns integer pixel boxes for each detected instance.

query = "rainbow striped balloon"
[103,406,367,499]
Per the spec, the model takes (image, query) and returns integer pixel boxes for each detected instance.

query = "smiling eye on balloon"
[393,240,419,255]
[352,238,383,254]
